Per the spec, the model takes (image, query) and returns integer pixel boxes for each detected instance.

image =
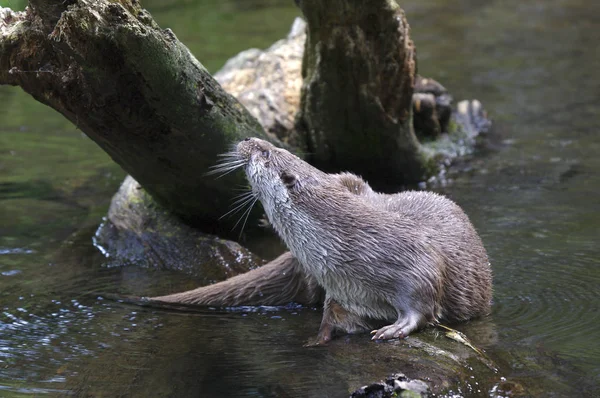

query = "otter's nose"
[244,137,251,141]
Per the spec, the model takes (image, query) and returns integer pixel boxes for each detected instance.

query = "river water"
[0,0,598,397]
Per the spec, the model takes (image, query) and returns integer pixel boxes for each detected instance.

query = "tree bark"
[296,0,431,189]
[0,0,273,233]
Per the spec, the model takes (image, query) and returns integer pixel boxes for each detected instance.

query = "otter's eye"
[261,150,271,159]
[280,172,297,189]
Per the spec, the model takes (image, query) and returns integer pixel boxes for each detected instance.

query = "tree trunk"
[0,0,274,233]
[296,0,431,189]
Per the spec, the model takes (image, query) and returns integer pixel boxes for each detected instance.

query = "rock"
[94,176,264,282]
[350,373,431,398]
[215,17,306,148]
[456,99,491,136]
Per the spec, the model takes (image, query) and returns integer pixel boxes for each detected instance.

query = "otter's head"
[235,138,329,217]
[225,138,378,251]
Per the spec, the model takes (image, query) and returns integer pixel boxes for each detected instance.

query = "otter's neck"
[263,199,334,279]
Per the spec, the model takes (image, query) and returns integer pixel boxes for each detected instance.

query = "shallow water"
[1,0,599,396]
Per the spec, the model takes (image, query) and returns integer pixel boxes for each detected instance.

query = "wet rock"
[350,373,431,398]
[94,176,264,282]
[419,96,492,189]
[455,99,492,136]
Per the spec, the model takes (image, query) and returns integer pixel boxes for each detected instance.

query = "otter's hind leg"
[370,274,441,340]
[307,297,371,346]
[370,311,425,340]
[371,256,443,340]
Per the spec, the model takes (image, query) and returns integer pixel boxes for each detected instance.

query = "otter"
[152,138,492,344]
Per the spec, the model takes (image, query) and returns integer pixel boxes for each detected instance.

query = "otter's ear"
[336,173,367,195]
[280,172,298,189]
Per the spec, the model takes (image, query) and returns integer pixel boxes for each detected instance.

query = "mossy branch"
[0,0,274,233]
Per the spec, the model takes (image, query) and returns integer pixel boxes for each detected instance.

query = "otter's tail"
[150,252,324,307]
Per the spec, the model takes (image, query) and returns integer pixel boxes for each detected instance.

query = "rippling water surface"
[1,0,599,396]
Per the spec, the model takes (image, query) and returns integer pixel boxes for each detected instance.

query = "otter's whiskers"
[219,190,258,221]
[205,151,245,178]
[207,149,260,238]
[218,189,259,238]
[232,193,259,238]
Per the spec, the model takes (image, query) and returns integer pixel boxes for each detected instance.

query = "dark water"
[1,0,599,396]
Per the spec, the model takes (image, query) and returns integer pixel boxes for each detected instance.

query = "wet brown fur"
[152,138,492,343]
